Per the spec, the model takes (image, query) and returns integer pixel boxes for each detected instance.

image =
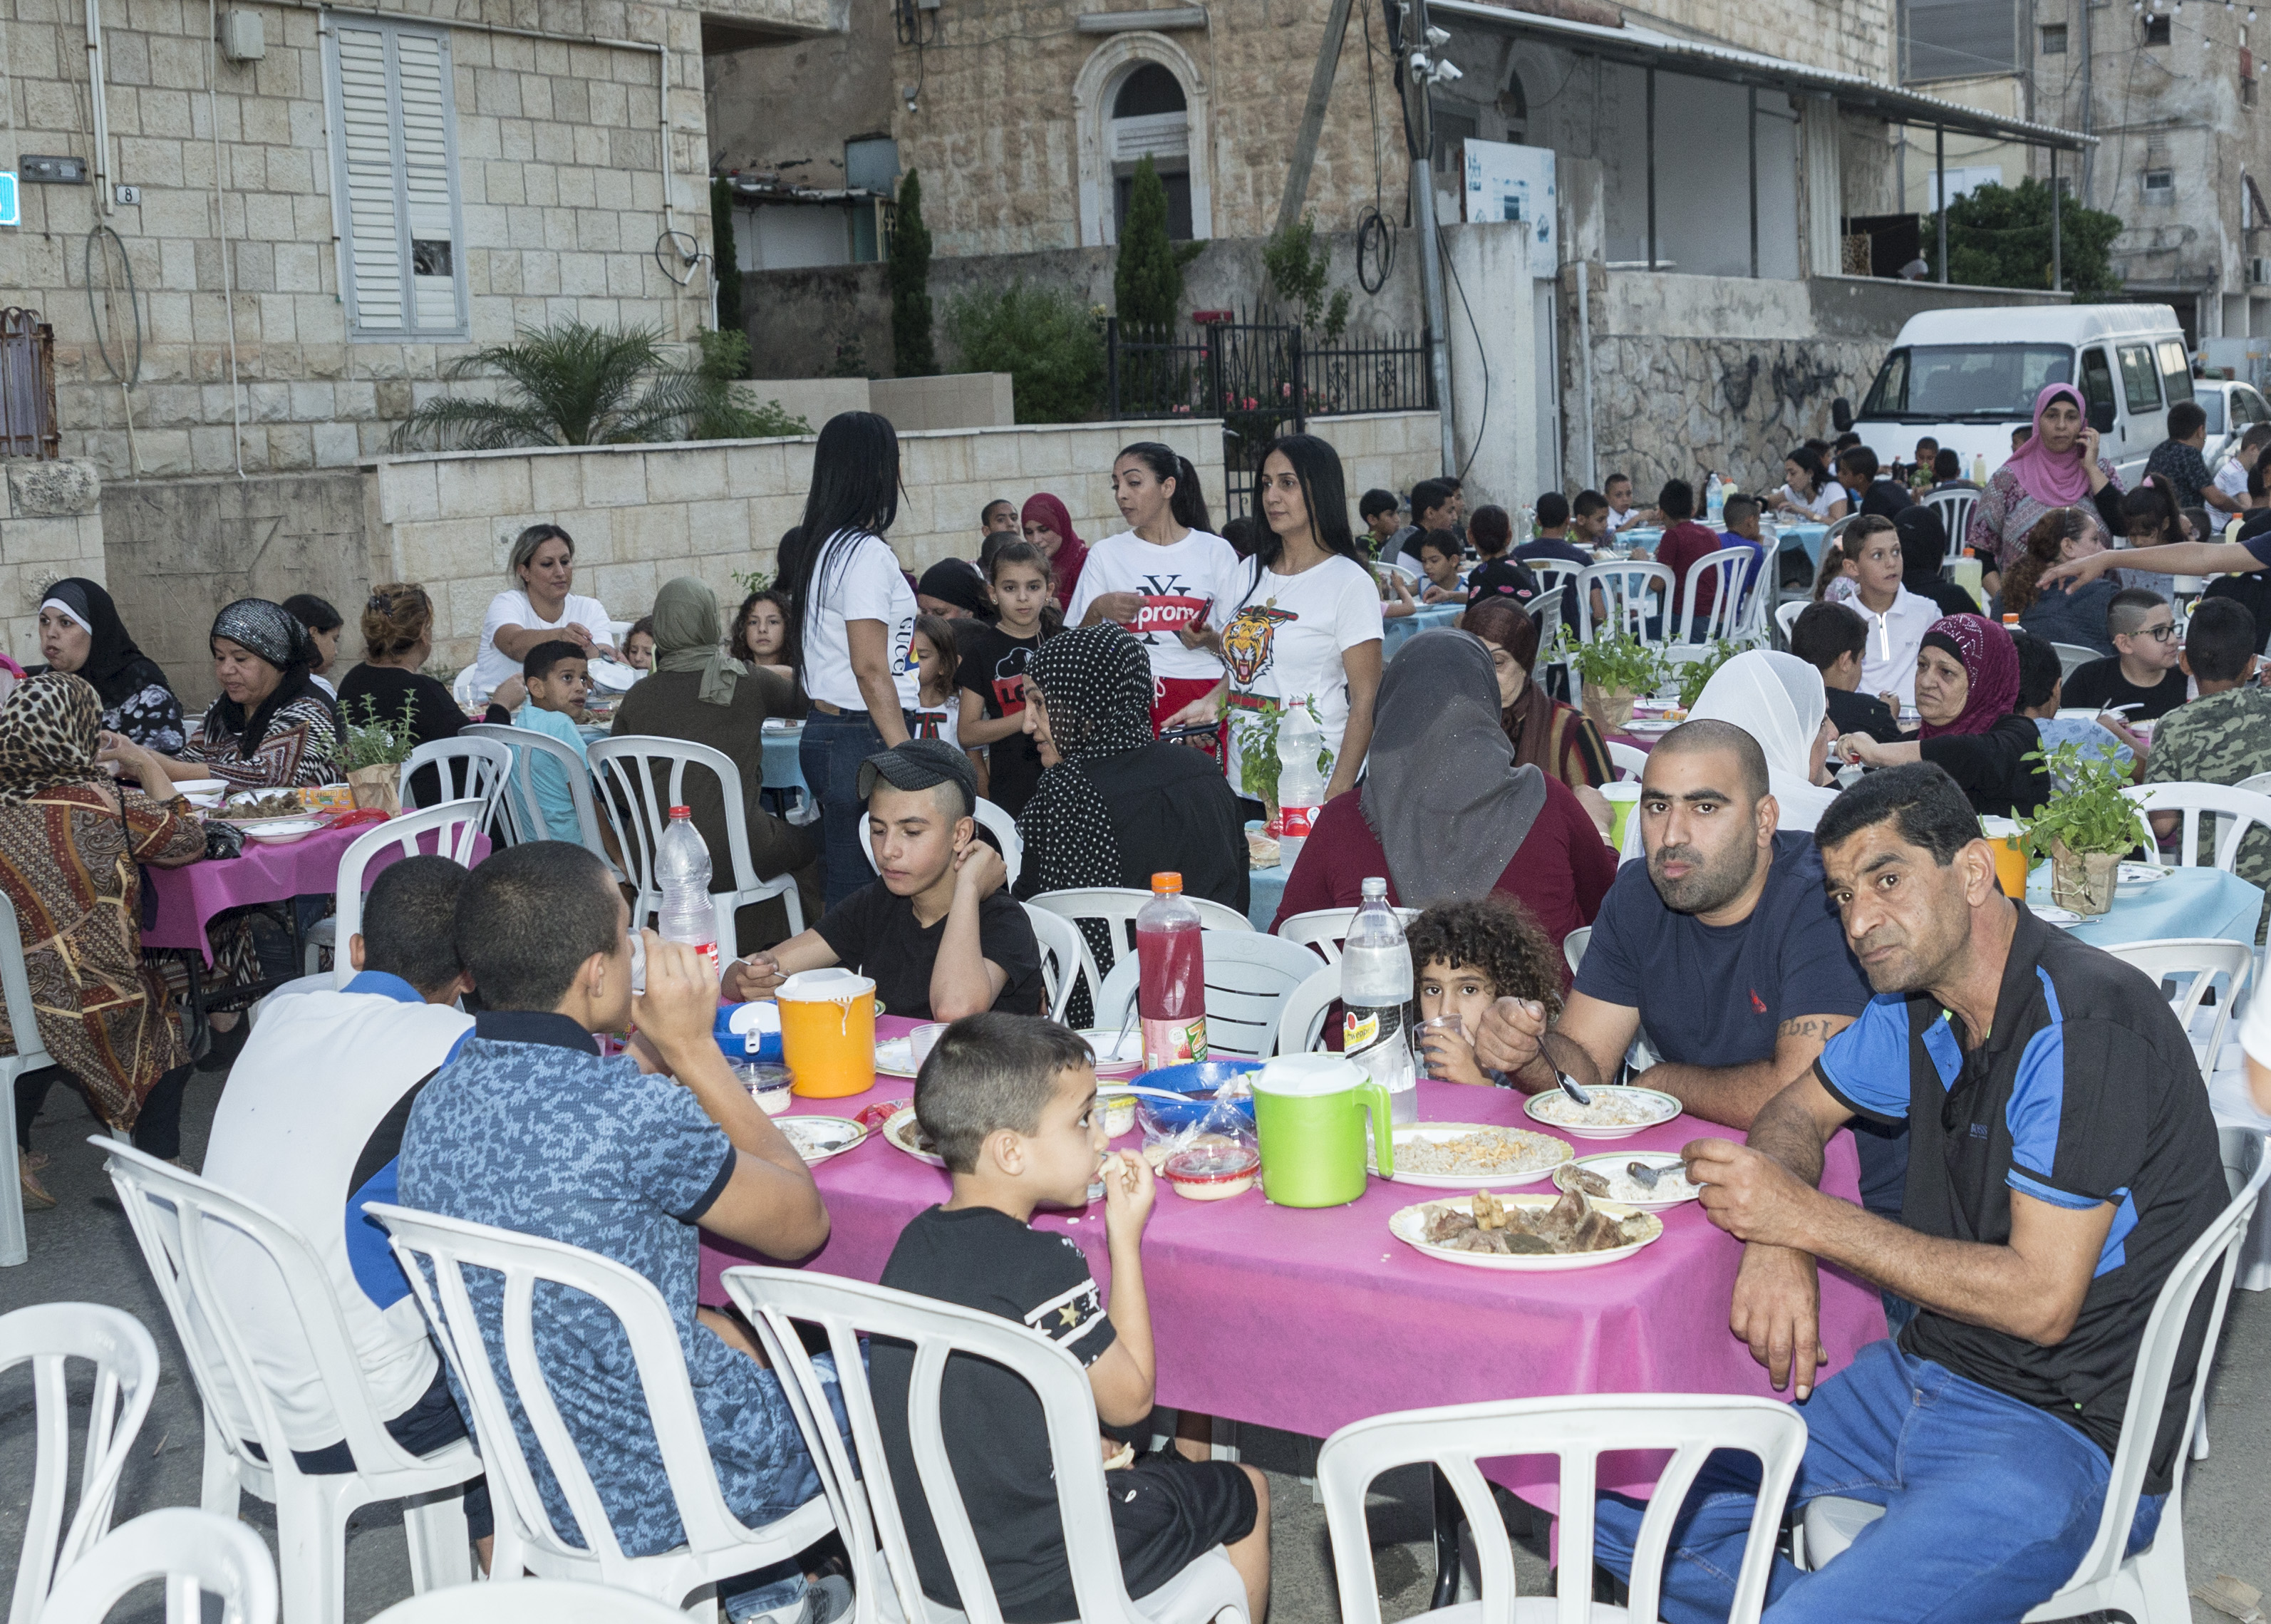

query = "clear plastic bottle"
[655,805,718,980]
[1342,876,1417,1123]
[1274,705,1327,867]
[1704,474,1725,527]
[1136,872,1207,1068]
[1972,451,1988,485]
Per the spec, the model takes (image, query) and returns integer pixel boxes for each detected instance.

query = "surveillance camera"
[1424,24,1450,46]
[1429,58,1463,85]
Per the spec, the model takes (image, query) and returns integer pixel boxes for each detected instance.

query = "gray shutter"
[396,32,459,331]
[336,25,403,331]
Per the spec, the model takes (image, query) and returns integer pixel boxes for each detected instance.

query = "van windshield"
[1859,344,2075,421]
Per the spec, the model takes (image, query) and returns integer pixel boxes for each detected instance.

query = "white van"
[1840,304,2193,489]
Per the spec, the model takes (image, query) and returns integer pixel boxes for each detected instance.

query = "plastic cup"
[777,968,878,1097]
[1980,817,2029,899]
[1601,781,1643,852]
[909,1021,949,1071]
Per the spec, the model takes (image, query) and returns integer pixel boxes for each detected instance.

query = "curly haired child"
[1406,896,1566,1088]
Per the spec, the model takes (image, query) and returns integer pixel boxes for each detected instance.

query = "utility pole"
[1277,0,1357,237]
[1394,0,1459,477]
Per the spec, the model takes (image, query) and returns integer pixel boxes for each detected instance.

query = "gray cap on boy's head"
[857,738,977,816]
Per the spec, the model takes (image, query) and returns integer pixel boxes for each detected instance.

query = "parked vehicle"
[1838,304,2192,487]
[2194,377,2271,483]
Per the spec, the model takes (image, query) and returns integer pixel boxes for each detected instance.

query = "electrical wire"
[83,223,142,475]
[1356,0,1395,294]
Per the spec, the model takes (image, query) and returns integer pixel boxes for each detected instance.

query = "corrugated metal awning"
[1432,0,2096,150]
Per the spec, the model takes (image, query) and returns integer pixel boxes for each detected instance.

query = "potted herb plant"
[1674,637,1744,711]
[1558,628,1665,736]
[2019,739,2140,916]
[335,693,421,817]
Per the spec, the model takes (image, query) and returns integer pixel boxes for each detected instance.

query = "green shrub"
[945,281,1105,424]
[891,170,938,377]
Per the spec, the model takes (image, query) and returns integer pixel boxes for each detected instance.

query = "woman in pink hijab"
[1964,381,2125,587]
[1020,493,1089,609]
[1834,612,2047,816]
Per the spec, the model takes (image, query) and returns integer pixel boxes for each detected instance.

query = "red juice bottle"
[1135,872,1208,1069]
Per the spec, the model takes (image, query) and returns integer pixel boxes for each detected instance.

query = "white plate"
[2116,863,2173,890]
[776,1114,866,1165]
[2032,904,2085,926]
[1553,1151,1702,1210]
[876,1038,920,1079]
[1368,1123,1573,1187]
[1625,719,1679,737]
[173,778,228,799]
[883,1105,946,1167]
[1523,1085,1681,1139]
[240,817,326,844]
[762,718,804,733]
[586,658,640,693]
[1389,1195,1665,1271]
[1077,1028,1144,1075]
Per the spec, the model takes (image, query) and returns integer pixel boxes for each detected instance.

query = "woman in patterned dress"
[31,577,186,752]
[141,599,341,791]
[1964,383,2128,592]
[0,673,205,1209]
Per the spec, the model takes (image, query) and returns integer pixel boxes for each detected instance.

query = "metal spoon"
[1554,1070,1593,1108]
[1625,1160,1663,1190]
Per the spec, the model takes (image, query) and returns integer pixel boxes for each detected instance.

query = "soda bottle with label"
[1342,876,1417,1122]
[1135,872,1207,1068]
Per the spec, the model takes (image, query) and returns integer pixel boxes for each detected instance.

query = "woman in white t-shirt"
[1168,434,1385,806]
[1770,447,1851,524]
[472,524,616,700]
[1069,441,1240,758]
[781,412,921,907]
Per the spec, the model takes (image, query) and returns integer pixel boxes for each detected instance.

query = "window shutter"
[396,33,459,330]
[336,26,403,331]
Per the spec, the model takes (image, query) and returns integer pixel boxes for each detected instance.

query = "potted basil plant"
[1556,627,1666,736]
[2019,740,2141,916]
[335,693,421,817]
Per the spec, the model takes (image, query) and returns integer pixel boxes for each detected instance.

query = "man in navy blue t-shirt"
[1476,720,1900,1212]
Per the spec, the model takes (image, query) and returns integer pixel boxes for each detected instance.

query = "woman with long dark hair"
[1459,596,1611,804]
[1206,434,1385,805]
[782,411,919,907]
[1070,441,1239,755]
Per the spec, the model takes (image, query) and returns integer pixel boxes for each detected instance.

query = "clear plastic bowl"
[1162,1142,1261,1201]
[734,1061,795,1114]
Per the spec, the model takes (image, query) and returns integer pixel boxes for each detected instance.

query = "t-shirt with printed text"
[954,623,1048,814]
[1067,530,1242,683]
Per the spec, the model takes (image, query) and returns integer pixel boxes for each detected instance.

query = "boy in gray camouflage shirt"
[2142,596,2271,936]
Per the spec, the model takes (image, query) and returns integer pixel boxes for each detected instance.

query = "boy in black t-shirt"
[870,1015,1268,1624]
[2057,587,2188,720]
[723,741,1043,1021]
[955,540,1056,816]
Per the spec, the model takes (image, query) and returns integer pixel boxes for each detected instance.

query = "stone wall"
[3,0,743,481]
[0,462,107,661]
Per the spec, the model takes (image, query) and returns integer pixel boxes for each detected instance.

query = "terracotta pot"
[1583,688,1639,735]
[346,763,401,817]
[2049,839,2119,916]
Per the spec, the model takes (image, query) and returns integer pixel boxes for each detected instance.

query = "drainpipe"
[85,0,115,214]
[1576,258,1595,489]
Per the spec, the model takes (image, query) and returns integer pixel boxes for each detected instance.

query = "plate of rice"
[1367,1123,1572,1187]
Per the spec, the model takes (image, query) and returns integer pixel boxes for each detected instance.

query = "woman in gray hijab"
[1267,629,1615,966]
[154,599,341,789]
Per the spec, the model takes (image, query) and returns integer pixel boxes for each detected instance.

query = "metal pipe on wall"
[85,0,115,214]
[1936,125,1948,283]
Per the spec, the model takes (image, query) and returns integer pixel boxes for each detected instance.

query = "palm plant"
[393,321,723,451]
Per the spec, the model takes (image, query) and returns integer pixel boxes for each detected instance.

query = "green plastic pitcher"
[1251,1054,1394,1207]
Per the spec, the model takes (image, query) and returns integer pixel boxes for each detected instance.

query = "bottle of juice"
[1135,872,1207,1069]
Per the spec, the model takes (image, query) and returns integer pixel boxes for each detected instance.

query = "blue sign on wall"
[0,174,17,227]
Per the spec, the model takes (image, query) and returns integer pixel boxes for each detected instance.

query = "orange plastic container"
[778,968,878,1097]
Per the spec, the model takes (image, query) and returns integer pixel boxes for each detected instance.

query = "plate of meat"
[1388,1187,1665,1270]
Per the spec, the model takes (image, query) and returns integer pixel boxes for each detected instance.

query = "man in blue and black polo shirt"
[1593,762,2226,1623]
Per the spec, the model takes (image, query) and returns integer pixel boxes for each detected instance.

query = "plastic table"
[1382,603,1463,658]
[2024,863,2262,949]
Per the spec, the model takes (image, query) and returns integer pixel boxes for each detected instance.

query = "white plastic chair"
[310,800,487,988]
[1091,930,1325,1059]
[2052,641,2102,680]
[718,1266,1249,1624]
[1578,562,1673,642]
[1273,963,1341,1055]
[0,889,56,1267]
[2238,770,2271,798]
[1675,547,1754,645]
[1023,900,1087,1025]
[1273,904,1420,965]
[1027,887,1254,1016]
[1606,741,1650,782]
[1922,489,1978,566]
[1774,599,1806,642]
[459,722,616,864]
[395,736,514,822]
[1317,1393,1808,1624]
[99,1143,480,1624]
[2102,938,2254,1078]
[368,1580,691,1623]
[2124,781,2271,873]
[587,736,805,959]
[368,1204,839,1614]
[38,1508,277,1624]
[1564,924,1593,976]
[862,795,1025,889]
[449,666,479,708]
[1799,1151,2271,1624]
[4,1302,162,1624]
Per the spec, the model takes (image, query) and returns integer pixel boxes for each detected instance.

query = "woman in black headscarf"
[144,599,340,790]
[1013,624,1247,1019]
[32,578,186,752]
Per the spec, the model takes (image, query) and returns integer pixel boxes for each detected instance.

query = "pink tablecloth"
[701,1022,1887,1493]
[143,819,487,961]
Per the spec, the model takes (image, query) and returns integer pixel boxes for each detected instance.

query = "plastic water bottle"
[1135,872,1206,1069]
[1704,475,1725,527]
[1972,452,1988,485]
[655,805,718,981]
[1342,877,1417,1124]
[1275,705,1328,867]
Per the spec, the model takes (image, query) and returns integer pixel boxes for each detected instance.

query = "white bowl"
[172,778,228,797]
[242,817,326,844]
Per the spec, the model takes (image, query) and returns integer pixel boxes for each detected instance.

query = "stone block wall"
[0,462,107,661]
[1,0,741,482]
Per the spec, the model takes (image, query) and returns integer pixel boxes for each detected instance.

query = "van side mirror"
[1831,396,1854,433]
[2089,400,2116,433]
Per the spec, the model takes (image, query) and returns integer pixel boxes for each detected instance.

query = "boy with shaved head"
[1476,718,1903,1215]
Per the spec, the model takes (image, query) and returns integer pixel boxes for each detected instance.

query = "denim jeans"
[800,710,889,912]
[1593,1338,2164,1624]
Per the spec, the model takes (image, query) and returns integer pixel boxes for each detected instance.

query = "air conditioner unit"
[2251,256,2271,286]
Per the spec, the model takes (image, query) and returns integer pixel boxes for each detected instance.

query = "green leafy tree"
[690,331,811,439]
[391,321,779,449]
[1263,211,1352,341]
[1114,155,1202,335]
[710,177,744,349]
[945,281,1105,423]
[890,170,938,377]
[1935,178,2124,299]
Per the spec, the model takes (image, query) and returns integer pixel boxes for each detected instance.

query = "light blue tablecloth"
[2024,863,2262,948]
[1248,864,1286,931]
[1382,603,1463,657]
[762,728,807,794]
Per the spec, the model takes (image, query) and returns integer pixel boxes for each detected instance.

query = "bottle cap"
[1151,872,1184,894]
[2001,614,2019,626]
[670,805,692,818]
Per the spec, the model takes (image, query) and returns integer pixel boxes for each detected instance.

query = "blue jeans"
[1593,1338,2165,1624]
[800,710,889,912]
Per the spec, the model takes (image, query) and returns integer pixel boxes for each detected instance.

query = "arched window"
[1501,68,1529,143]
[1110,63,1194,239]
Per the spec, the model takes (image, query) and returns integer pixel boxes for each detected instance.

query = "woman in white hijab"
[1618,650,1841,860]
